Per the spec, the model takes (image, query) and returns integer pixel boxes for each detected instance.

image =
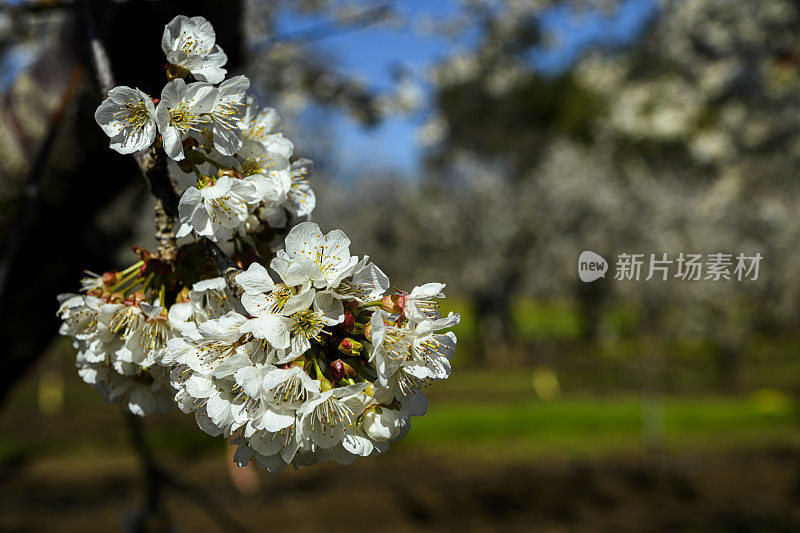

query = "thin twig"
[79,0,113,94]
[136,147,178,260]
[165,472,252,533]
[124,413,170,530]
[251,2,393,52]
[124,413,252,533]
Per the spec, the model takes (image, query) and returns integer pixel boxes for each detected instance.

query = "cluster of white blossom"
[57,222,459,470]
[57,248,242,416]
[162,222,458,471]
[58,290,174,417]
[94,15,315,243]
[58,14,459,473]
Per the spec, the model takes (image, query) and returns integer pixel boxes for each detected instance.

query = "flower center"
[271,375,308,406]
[311,397,353,436]
[169,104,198,134]
[114,99,150,132]
[239,156,264,177]
[138,318,169,357]
[180,34,211,56]
[196,340,238,372]
[396,367,428,396]
[200,288,232,317]
[290,310,324,340]
[383,327,413,361]
[207,195,245,224]
[109,306,141,340]
[267,286,293,313]
[239,152,281,176]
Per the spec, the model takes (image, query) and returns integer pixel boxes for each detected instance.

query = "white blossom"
[207,75,249,156]
[262,158,316,227]
[296,383,370,448]
[168,277,240,335]
[239,290,342,358]
[159,223,459,470]
[241,97,295,158]
[155,79,216,161]
[67,12,460,474]
[270,221,359,289]
[175,175,265,242]
[162,15,227,83]
[360,406,403,442]
[57,293,174,417]
[236,139,290,177]
[94,87,156,154]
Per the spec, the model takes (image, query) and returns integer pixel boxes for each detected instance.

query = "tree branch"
[201,238,244,297]
[135,147,178,261]
[124,412,252,533]
[80,0,179,261]
[251,2,393,51]
[165,470,252,533]
[124,412,170,530]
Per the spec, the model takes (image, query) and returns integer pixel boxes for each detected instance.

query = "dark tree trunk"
[713,340,744,392]
[575,279,607,343]
[473,289,516,366]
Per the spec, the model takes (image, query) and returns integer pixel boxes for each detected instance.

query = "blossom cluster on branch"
[57,15,459,472]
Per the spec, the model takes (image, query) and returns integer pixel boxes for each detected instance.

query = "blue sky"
[0,0,656,176]
[275,0,657,178]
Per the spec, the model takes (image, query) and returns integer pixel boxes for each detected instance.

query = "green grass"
[402,395,800,458]
[2,384,798,462]
[4,336,800,464]
[513,299,583,340]
[439,298,585,342]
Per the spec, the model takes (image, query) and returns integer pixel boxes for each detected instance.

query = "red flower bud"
[330,359,357,381]
[132,246,151,262]
[342,361,357,378]
[329,359,345,381]
[337,338,363,357]
[342,312,356,333]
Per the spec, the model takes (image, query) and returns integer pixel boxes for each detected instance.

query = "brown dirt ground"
[2,446,800,532]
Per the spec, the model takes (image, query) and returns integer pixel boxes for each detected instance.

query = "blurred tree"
[415,1,606,362]
[319,0,800,382]
[573,0,800,388]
